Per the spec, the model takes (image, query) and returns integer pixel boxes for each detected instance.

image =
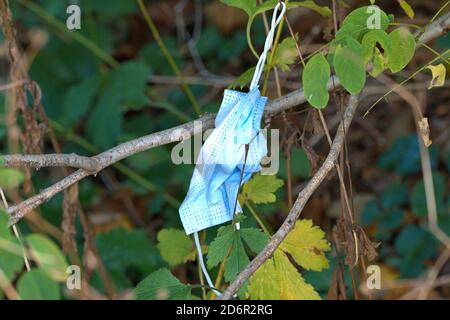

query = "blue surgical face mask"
[178,2,286,296]
[179,87,267,235]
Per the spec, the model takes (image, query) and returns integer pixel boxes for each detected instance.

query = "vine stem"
[245,202,272,235]
[137,0,202,115]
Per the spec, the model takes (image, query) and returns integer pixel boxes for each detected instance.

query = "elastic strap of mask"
[194,231,221,296]
[249,1,287,91]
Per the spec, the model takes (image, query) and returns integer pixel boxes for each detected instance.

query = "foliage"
[207,224,269,282]
[247,220,330,299]
[135,268,193,300]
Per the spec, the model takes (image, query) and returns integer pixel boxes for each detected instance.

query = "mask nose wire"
[194,2,286,297]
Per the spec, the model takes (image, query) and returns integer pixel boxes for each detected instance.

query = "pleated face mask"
[178,2,286,295]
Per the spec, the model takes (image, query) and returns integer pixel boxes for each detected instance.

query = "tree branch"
[5,86,315,225]
[1,154,101,172]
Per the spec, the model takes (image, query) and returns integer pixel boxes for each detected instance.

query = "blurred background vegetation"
[0,0,449,299]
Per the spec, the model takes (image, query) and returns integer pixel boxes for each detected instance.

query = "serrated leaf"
[239,228,269,253]
[334,38,366,94]
[26,234,68,282]
[248,250,321,300]
[280,219,331,271]
[135,268,192,300]
[157,229,193,266]
[303,53,331,108]
[271,36,298,72]
[207,226,268,282]
[224,233,250,282]
[207,226,235,269]
[95,227,160,275]
[17,269,61,300]
[426,64,446,89]
[0,168,24,189]
[398,0,414,19]
[242,173,284,204]
[387,28,415,73]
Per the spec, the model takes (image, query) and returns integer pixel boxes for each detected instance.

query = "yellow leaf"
[280,219,331,271]
[248,251,321,300]
[426,64,446,89]
[398,0,414,19]
[242,173,284,204]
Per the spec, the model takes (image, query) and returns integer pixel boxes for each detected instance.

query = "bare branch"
[1,154,101,172]
[417,11,450,45]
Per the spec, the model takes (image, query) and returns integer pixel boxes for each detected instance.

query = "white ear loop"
[194,231,221,296]
[249,1,287,91]
[0,187,31,271]
[194,3,286,297]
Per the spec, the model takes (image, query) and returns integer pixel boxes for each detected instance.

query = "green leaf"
[303,53,331,108]
[380,183,408,210]
[157,229,194,266]
[95,227,160,274]
[224,233,250,282]
[248,250,321,299]
[279,148,311,179]
[0,168,24,189]
[17,269,61,300]
[239,228,269,253]
[135,268,192,300]
[270,36,298,72]
[387,28,415,73]
[26,234,68,282]
[229,67,256,90]
[370,47,385,77]
[341,6,391,41]
[242,173,284,204]
[334,38,366,94]
[361,29,391,64]
[398,0,414,19]
[395,225,436,261]
[0,211,24,280]
[207,226,268,282]
[61,75,100,126]
[207,226,235,269]
[220,0,257,16]
[87,61,151,148]
[279,219,331,271]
